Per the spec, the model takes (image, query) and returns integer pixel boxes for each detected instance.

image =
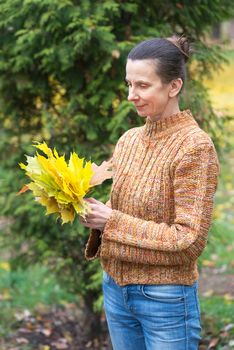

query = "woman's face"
[125,59,172,121]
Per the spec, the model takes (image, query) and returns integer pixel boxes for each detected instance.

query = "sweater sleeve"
[85,199,111,260]
[100,143,219,266]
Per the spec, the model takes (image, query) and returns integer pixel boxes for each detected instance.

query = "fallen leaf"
[224,293,234,301]
[35,303,50,314]
[93,338,100,347]
[51,342,68,349]
[16,184,29,195]
[202,260,216,267]
[211,254,219,261]
[213,265,227,274]
[220,330,229,339]
[223,323,234,332]
[202,289,214,297]
[36,315,43,321]
[64,331,72,343]
[18,327,32,333]
[41,328,52,337]
[25,322,35,330]
[14,309,31,321]
[16,337,29,344]
[208,337,219,349]
[85,340,93,348]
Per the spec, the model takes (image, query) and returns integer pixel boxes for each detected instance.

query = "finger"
[84,197,96,202]
[85,197,101,204]
[83,210,97,220]
[80,220,97,229]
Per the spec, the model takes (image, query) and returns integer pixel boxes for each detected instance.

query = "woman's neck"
[148,100,180,122]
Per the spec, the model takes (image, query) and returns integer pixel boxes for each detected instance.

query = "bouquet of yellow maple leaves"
[18,142,112,224]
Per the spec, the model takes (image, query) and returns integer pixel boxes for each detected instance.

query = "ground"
[199,268,234,297]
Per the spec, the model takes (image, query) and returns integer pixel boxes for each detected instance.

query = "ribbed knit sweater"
[85,110,219,286]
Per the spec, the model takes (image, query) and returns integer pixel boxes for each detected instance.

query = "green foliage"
[0,264,75,308]
[199,219,234,271]
[0,0,234,328]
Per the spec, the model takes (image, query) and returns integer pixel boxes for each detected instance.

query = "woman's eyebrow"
[125,78,150,84]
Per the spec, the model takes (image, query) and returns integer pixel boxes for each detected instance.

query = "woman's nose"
[128,88,139,102]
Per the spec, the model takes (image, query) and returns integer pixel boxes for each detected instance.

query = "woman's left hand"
[79,197,112,230]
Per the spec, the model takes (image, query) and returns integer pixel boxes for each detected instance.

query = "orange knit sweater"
[85,110,219,286]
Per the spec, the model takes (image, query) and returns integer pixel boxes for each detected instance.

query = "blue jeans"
[102,271,201,350]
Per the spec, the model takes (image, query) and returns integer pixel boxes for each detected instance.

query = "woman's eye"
[140,84,148,88]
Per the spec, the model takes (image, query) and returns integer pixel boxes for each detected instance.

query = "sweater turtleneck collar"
[142,109,198,139]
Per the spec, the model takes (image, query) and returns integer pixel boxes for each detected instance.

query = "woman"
[81,36,219,350]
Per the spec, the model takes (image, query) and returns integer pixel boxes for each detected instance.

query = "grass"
[201,296,234,328]
[0,263,76,337]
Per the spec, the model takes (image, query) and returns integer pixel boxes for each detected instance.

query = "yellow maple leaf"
[18,142,112,224]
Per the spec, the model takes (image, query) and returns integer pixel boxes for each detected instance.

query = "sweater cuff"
[85,205,115,261]
[102,209,123,240]
[85,229,102,260]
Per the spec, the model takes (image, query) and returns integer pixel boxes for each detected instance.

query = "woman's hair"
[127,35,191,86]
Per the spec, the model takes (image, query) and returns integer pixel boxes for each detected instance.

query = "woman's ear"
[169,78,183,97]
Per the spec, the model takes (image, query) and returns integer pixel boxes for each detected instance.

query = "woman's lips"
[135,104,146,109]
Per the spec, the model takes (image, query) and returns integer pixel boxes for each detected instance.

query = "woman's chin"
[136,111,147,118]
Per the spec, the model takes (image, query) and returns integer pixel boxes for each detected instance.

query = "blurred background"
[0,1,234,349]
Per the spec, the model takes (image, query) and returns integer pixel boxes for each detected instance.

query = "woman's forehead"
[126,59,158,81]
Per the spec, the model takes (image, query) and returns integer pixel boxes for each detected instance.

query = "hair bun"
[166,35,191,62]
